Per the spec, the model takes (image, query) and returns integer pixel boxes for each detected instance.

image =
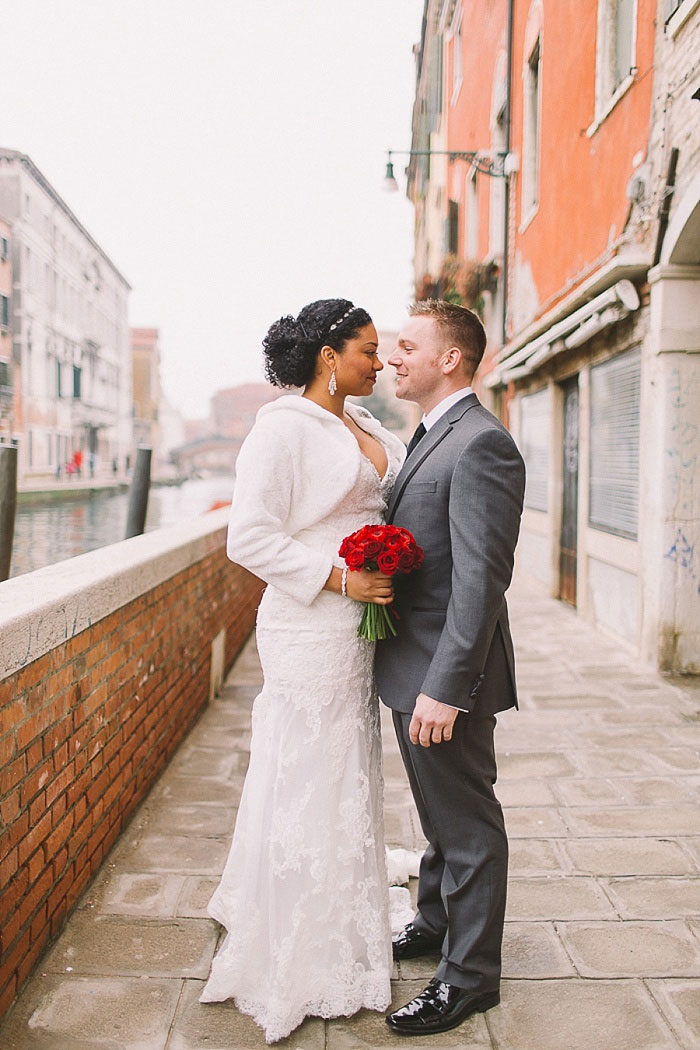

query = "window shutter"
[448,199,459,254]
[519,388,550,511]
[589,348,641,539]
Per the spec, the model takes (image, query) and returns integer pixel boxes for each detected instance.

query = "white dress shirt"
[422,387,474,432]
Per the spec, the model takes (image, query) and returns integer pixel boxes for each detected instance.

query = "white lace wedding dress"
[199,397,405,1043]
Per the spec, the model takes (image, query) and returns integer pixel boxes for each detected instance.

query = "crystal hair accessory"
[328,306,356,332]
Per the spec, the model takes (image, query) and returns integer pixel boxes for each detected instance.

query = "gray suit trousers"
[392,709,507,993]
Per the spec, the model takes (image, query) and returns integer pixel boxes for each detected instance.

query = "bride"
[199,298,406,1042]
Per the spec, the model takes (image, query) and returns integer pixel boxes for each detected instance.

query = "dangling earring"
[328,367,337,396]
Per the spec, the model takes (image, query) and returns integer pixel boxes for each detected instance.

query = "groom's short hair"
[409,299,486,378]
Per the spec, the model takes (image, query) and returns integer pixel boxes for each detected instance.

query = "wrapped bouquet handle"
[339,524,424,641]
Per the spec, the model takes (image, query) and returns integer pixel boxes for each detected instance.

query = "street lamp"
[383,148,514,191]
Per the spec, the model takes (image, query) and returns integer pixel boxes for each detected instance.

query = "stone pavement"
[1,577,699,1050]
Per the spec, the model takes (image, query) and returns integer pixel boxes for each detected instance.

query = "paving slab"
[501,922,576,978]
[167,980,326,1049]
[559,920,700,977]
[647,979,700,1050]
[42,914,218,979]
[508,838,568,875]
[113,832,230,874]
[148,775,245,806]
[505,876,617,920]
[564,804,700,837]
[563,837,697,876]
[498,777,559,807]
[176,876,220,919]
[502,806,569,838]
[0,975,182,1050]
[602,876,700,919]
[486,979,681,1050]
[136,801,238,836]
[498,750,581,779]
[98,873,186,918]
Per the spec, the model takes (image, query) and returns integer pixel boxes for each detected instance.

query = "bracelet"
[341,567,348,597]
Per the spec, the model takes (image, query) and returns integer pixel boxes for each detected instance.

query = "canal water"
[10,476,235,579]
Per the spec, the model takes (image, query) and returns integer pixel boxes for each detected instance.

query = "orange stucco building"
[407,0,700,672]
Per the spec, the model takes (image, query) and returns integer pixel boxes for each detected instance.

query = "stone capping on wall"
[0,507,231,682]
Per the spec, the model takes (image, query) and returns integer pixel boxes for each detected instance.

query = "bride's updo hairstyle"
[263,298,373,388]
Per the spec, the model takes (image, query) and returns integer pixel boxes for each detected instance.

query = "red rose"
[397,550,417,573]
[346,548,366,570]
[362,540,383,558]
[377,551,400,575]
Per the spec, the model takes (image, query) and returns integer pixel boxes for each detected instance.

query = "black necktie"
[406,421,427,456]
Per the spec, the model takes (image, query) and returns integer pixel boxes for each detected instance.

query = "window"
[56,360,62,399]
[466,170,479,258]
[589,348,640,539]
[519,388,550,511]
[0,237,8,261]
[451,15,463,104]
[489,103,507,256]
[0,295,8,327]
[522,40,541,216]
[0,360,11,388]
[613,0,635,90]
[594,0,637,121]
[73,365,82,400]
[445,199,460,254]
[428,33,444,132]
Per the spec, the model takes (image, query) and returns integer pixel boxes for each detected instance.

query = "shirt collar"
[422,387,474,431]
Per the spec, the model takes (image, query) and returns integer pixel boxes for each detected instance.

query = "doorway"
[559,377,579,606]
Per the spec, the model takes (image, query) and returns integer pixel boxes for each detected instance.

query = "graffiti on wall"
[664,368,699,595]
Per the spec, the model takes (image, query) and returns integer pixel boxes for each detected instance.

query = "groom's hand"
[409,694,459,747]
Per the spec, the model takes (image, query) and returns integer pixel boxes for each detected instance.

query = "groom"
[375,300,525,1036]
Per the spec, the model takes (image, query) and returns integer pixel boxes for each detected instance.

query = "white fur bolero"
[227,395,405,606]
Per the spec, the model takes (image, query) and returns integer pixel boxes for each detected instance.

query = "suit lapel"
[387,393,480,521]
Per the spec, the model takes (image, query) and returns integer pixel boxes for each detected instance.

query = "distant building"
[0,149,132,482]
[131,327,161,463]
[171,383,280,479]
[0,216,16,442]
[210,382,281,445]
[158,395,186,471]
[407,1,699,673]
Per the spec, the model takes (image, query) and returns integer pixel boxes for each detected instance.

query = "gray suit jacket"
[375,393,526,716]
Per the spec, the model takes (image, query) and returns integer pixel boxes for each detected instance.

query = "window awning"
[485,279,641,387]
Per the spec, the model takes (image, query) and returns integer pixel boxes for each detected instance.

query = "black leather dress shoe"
[391,923,443,960]
[385,979,499,1036]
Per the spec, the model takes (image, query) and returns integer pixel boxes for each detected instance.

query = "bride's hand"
[347,568,394,605]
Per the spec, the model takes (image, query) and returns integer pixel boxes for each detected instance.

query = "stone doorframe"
[642,173,700,672]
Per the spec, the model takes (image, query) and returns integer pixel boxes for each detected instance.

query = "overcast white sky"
[2,1,423,418]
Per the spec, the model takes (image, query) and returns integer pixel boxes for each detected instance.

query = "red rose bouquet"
[338,524,424,640]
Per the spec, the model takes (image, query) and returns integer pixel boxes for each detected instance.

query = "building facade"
[131,326,161,465]
[0,150,132,482]
[0,216,18,442]
[407,1,699,672]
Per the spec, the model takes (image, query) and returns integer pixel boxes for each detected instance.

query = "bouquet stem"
[358,602,398,641]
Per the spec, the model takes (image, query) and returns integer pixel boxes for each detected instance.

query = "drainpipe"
[652,147,679,268]
[502,0,514,347]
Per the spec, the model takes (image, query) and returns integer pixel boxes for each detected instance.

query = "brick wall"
[0,515,263,1016]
